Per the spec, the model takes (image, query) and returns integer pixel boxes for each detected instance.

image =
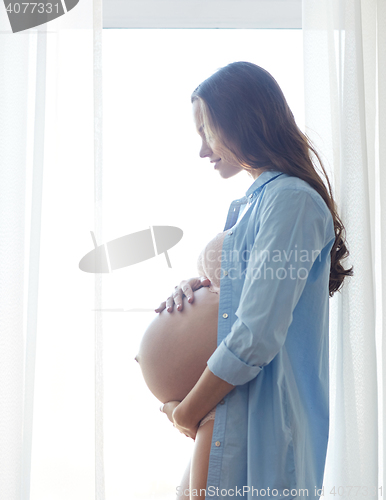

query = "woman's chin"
[216,163,243,179]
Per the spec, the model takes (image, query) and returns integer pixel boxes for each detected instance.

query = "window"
[101,27,304,499]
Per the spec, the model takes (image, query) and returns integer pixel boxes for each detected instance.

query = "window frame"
[103,0,302,29]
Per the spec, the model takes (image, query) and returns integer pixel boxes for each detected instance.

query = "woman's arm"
[162,367,234,439]
[207,188,332,387]
[178,367,234,433]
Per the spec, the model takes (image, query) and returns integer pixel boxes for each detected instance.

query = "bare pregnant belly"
[136,287,219,403]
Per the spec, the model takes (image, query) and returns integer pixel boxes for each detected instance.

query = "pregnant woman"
[135,62,353,500]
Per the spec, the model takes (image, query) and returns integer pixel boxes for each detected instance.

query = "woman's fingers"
[189,276,212,300]
[154,300,166,313]
[174,281,191,312]
[160,402,196,440]
[154,291,180,313]
[161,401,181,423]
[165,282,190,313]
[174,276,201,312]
[173,286,184,312]
[154,276,212,314]
[176,277,211,312]
[198,276,211,288]
[180,280,194,307]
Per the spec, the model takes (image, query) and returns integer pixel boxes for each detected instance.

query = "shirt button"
[249,194,253,199]
[220,400,225,405]
[222,313,228,319]
[228,230,233,235]
[215,441,221,447]
[223,270,228,276]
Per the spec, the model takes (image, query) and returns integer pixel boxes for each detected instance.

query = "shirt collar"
[245,169,284,199]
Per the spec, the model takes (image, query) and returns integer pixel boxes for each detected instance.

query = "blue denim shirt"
[205,170,335,499]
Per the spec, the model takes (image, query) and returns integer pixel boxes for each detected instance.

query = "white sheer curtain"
[0,0,104,498]
[303,1,385,498]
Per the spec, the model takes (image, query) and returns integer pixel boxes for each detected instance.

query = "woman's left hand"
[160,401,199,440]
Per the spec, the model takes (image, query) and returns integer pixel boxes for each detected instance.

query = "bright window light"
[101,28,303,500]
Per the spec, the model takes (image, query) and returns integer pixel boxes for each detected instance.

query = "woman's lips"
[213,159,221,169]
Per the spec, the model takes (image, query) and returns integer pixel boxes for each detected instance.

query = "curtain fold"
[379,3,386,492]
[0,28,30,500]
[303,0,384,497]
[93,0,105,498]
[0,0,103,498]
[21,28,47,500]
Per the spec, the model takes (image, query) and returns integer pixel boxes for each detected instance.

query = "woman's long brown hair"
[191,61,353,297]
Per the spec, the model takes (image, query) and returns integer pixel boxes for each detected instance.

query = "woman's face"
[192,100,244,179]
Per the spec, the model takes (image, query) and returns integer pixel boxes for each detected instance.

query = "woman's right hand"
[155,276,211,313]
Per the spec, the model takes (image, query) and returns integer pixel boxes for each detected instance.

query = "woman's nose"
[199,138,213,159]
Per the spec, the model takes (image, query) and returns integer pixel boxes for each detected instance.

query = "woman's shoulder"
[262,172,331,221]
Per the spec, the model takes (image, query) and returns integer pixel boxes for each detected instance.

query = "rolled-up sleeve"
[207,187,331,386]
